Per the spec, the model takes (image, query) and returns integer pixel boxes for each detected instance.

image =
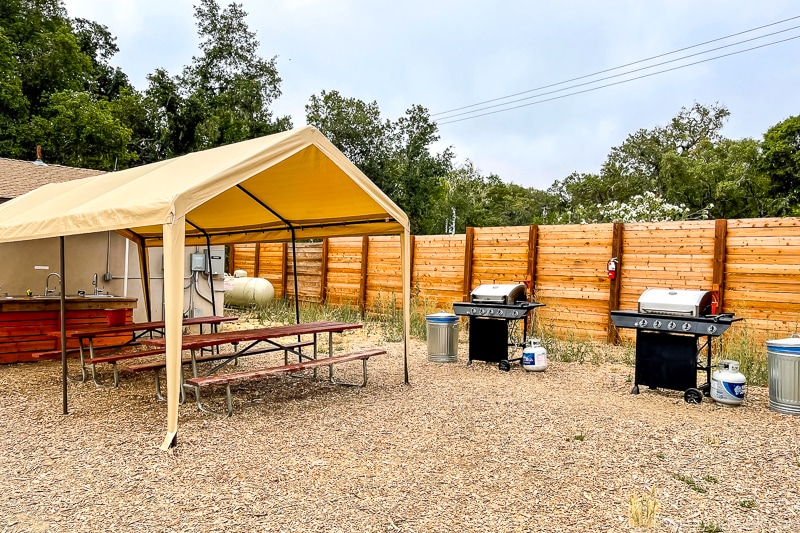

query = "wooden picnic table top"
[140,321,362,350]
[51,315,238,339]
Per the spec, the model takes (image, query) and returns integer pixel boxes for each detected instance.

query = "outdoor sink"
[86,294,117,298]
[32,295,61,299]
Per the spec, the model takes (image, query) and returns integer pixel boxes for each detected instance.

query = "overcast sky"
[61,0,800,191]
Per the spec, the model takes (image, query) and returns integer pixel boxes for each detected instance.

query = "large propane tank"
[224,270,275,307]
[710,359,747,406]
[522,338,547,371]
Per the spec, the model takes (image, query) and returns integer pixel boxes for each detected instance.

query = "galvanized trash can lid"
[426,312,458,323]
[767,334,800,353]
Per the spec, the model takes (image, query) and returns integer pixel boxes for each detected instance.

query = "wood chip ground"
[0,319,798,532]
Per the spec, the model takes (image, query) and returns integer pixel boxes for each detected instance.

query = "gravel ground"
[1,321,798,533]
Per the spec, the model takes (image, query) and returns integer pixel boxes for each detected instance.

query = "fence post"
[227,244,236,274]
[527,225,538,300]
[462,227,475,302]
[359,236,369,318]
[253,243,262,278]
[409,235,416,296]
[281,242,288,300]
[320,238,329,304]
[713,219,728,311]
[607,222,624,344]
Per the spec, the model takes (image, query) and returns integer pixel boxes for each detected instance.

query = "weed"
[672,473,707,493]
[703,433,720,446]
[573,433,585,441]
[656,452,665,460]
[703,474,718,484]
[715,326,768,387]
[628,486,660,528]
[739,499,756,509]
[698,521,723,533]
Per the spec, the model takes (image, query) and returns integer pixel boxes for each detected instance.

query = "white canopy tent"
[0,126,411,449]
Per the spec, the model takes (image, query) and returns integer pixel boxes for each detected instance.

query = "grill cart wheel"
[684,388,704,404]
[498,359,511,372]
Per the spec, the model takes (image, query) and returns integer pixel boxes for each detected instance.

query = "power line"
[436,34,800,126]
[435,24,800,122]
[432,14,800,118]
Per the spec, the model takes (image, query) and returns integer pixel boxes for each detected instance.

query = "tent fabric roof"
[0,126,408,245]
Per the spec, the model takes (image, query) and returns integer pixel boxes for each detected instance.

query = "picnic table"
[48,315,238,385]
[140,320,385,416]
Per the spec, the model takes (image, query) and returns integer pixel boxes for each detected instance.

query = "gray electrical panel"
[190,253,206,272]
[205,250,224,275]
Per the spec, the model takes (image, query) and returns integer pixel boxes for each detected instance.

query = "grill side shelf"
[610,310,741,337]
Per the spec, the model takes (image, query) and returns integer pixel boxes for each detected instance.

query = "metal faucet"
[45,272,62,296]
[92,273,104,295]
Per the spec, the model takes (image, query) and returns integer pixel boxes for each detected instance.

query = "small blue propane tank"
[522,338,547,372]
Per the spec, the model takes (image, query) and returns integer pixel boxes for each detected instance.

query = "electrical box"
[190,253,207,272]
[205,250,224,275]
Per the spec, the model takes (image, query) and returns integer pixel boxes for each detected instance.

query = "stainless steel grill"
[452,284,544,370]
[610,288,742,403]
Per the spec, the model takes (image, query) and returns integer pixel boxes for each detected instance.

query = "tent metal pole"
[291,228,300,325]
[59,236,68,414]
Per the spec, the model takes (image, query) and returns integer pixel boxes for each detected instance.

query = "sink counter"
[0,296,138,363]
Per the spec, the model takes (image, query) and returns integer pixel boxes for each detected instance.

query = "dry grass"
[1,318,799,532]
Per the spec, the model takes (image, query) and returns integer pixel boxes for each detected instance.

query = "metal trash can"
[767,334,800,415]
[426,312,459,362]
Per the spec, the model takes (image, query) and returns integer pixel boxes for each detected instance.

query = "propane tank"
[522,338,547,371]
[710,359,746,406]
[223,270,275,307]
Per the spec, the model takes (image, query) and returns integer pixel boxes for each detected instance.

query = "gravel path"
[1,325,798,532]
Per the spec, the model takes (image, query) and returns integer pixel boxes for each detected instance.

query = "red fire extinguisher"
[607,257,618,280]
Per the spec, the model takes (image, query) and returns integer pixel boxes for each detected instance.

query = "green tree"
[759,115,800,214]
[31,90,134,169]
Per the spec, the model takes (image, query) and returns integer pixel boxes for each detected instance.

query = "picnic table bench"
[141,321,383,416]
[184,348,387,416]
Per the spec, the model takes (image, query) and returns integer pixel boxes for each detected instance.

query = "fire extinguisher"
[607,257,618,280]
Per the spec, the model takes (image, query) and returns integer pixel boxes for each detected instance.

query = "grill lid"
[470,283,527,304]
[637,288,712,317]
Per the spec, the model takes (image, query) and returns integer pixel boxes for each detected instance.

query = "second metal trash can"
[767,334,800,415]
[426,312,459,362]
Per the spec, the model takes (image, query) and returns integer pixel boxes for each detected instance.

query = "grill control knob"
[667,321,676,330]
[653,320,662,329]
[707,325,717,334]
[681,322,692,332]
[497,309,504,317]
[638,319,648,328]
[470,307,477,315]
[512,310,520,317]
[488,309,494,316]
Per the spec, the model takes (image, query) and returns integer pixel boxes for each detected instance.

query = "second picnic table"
[52,315,238,385]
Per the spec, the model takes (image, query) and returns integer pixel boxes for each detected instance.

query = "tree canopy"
[1,1,798,232]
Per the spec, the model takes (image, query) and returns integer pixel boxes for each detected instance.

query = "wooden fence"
[230,218,800,343]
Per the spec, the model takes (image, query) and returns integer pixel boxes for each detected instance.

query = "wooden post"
[359,236,369,318]
[320,238,329,304]
[227,244,236,274]
[607,222,624,345]
[712,218,728,311]
[409,235,416,295]
[462,227,475,302]
[527,225,538,301]
[280,242,288,300]
[253,243,262,278]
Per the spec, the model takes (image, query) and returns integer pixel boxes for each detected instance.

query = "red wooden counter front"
[0,296,137,363]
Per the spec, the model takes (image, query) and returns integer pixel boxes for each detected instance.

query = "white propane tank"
[710,359,747,406]
[522,338,547,371]
[223,270,275,307]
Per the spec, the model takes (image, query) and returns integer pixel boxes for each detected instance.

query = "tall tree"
[759,115,800,214]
